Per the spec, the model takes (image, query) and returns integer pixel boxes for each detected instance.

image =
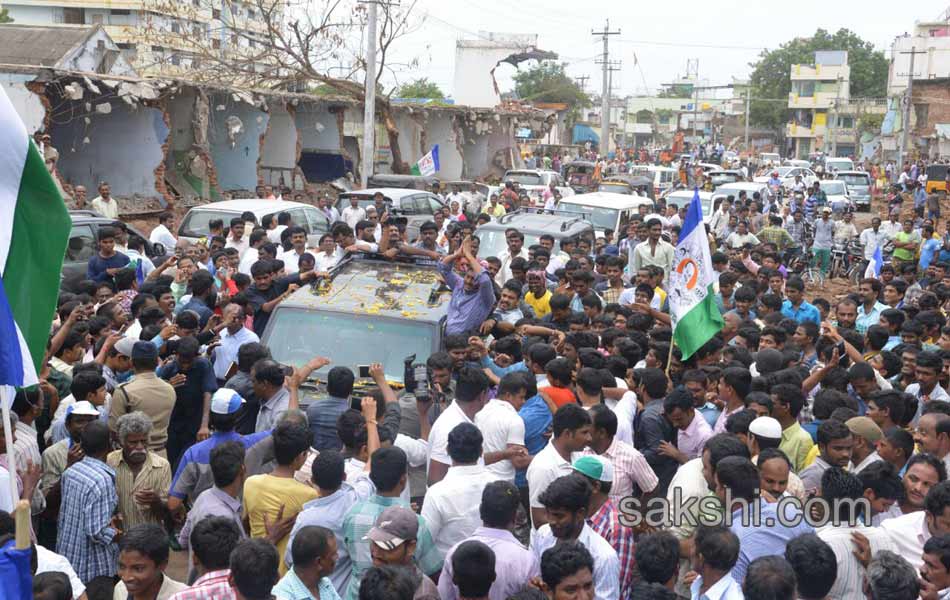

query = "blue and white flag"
[864,245,883,279]
[410,145,440,177]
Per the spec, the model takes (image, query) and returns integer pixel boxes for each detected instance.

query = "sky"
[379,0,950,99]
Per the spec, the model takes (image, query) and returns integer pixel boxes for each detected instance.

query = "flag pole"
[665,338,675,377]
[1,386,19,510]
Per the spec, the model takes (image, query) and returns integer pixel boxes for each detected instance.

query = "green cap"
[572,455,614,483]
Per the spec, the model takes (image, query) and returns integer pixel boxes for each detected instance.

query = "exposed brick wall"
[912,81,950,137]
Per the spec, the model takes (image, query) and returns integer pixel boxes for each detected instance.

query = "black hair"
[33,573,72,600]
[447,422,483,464]
[80,420,111,456]
[312,449,345,491]
[694,525,740,572]
[743,556,797,600]
[119,523,169,565]
[721,366,751,398]
[540,542,594,593]
[326,366,356,398]
[859,460,904,501]
[927,480,950,517]
[210,441,245,488]
[456,367,490,403]
[924,535,950,571]
[452,540,496,597]
[817,419,852,446]
[705,433,751,472]
[229,538,280,600]
[725,409,757,437]
[663,388,694,415]
[884,426,916,461]
[552,404,591,437]
[715,455,759,502]
[589,404,618,437]
[251,359,285,387]
[70,370,106,401]
[191,516,243,572]
[820,467,865,522]
[480,480,521,529]
[290,525,333,568]
[272,421,311,466]
[369,447,408,493]
[538,474,591,513]
[784,534,837,600]
[237,342,271,373]
[772,383,805,418]
[359,565,416,600]
[637,367,669,399]
[634,531,680,585]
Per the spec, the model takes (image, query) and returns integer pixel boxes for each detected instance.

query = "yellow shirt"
[487,204,506,217]
[243,473,318,574]
[525,290,553,318]
[779,422,814,473]
[802,443,820,469]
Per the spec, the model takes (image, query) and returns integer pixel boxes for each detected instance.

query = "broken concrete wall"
[0,74,47,134]
[163,87,218,201]
[208,92,269,192]
[389,109,464,179]
[259,101,299,190]
[50,92,168,202]
[294,101,348,182]
[462,114,517,178]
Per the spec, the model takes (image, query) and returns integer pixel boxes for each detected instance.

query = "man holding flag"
[860,216,888,278]
[0,86,72,599]
[667,189,725,361]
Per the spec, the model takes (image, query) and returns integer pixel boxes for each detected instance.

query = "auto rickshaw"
[565,161,597,194]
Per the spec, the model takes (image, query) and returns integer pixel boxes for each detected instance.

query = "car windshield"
[180,210,236,237]
[336,195,377,212]
[821,182,847,195]
[558,203,619,230]
[505,172,543,185]
[266,308,434,382]
[597,183,631,194]
[838,174,869,187]
[715,186,758,200]
[774,167,794,177]
[669,194,713,215]
[629,167,651,177]
[477,229,545,258]
[826,160,852,171]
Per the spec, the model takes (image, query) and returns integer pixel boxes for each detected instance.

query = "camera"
[403,354,433,403]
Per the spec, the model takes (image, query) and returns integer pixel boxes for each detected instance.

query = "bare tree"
[141,0,422,173]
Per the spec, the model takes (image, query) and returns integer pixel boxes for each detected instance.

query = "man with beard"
[835,298,858,331]
[107,413,171,530]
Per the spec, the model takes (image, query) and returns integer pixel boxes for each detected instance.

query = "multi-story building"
[786,51,851,158]
[5,0,273,77]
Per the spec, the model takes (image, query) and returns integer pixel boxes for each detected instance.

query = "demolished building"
[0,24,551,214]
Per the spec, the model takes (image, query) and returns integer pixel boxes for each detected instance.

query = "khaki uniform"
[107,449,171,528]
[109,372,176,457]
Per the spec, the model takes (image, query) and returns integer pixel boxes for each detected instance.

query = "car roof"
[716,182,767,190]
[185,199,311,216]
[276,255,449,324]
[340,188,422,200]
[835,171,869,177]
[641,165,677,173]
[560,192,653,209]
[666,190,714,200]
[477,211,592,235]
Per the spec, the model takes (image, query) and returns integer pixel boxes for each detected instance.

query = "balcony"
[786,122,827,138]
[789,63,849,82]
[787,91,840,110]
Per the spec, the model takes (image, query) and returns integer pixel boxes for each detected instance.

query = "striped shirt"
[56,456,119,583]
[588,499,636,600]
[597,438,658,505]
[817,523,895,600]
[168,569,236,600]
[107,449,171,528]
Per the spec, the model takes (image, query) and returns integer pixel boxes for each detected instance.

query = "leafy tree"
[397,78,444,99]
[513,62,590,107]
[748,28,888,132]
[0,8,13,23]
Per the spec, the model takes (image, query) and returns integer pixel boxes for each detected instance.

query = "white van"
[557,192,654,237]
[630,165,678,197]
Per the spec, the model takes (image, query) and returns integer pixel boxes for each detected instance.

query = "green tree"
[747,28,888,132]
[512,62,590,107]
[396,78,444,99]
[0,8,13,23]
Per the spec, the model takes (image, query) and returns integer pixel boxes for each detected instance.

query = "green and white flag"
[0,86,71,389]
[668,189,724,360]
[409,144,440,177]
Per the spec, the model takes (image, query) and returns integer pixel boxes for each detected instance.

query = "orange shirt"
[545,386,577,409]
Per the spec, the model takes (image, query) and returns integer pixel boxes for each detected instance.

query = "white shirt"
[817,523,895,600]
[881,510,930,570]
[149,224,177,251]
[851,451,882,475]
[525,441,575,512]
[666,458,709,540]
[531,523,620,600]
[314,251,339,273]
[495,247,529,287]
[428,401,482,472]
[281,247,313,274]
[689,573,744,600]
[394,434,429,469]
[342,206,366,229]
[420,464,498,556]
[225,236,249,258]
[267,225,287,244]
[91,196,118,219]
[606,391,637,447]
[36,544,86,599]
[213,327,259,380]
[475,399,526,482]
[238,247,261,275]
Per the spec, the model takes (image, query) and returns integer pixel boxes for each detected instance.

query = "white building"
[453,32,540,108]
[887,9,950,96]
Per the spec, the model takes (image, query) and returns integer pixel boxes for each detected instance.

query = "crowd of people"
[8,149,950,600]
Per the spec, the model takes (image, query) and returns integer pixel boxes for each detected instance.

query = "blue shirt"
[170,430,271,502]
[921,237,942,270]
[57,457,119,583]
[438,262,496,336]
[698,402,721,429]
[179,296,215,329]
[308,396,351,451]
[479,355,529,378]
[86,252,130,283]
[729,500,814,583]
[273,570,341,600]
[515,394,552,487]
[856,301,888,334]
[780,299,820,324]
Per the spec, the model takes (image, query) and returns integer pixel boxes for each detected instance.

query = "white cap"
[67,400,100,417]
[210,388,245,415]
[749,416,782,440]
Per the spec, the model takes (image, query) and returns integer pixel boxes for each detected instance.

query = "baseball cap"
[364,507,418,550]
[572,455,614,483]
[114,337,136,358]
[846,416,883,443]
[66,400,100,418]
[211,388,245,415]
[749,416,782,440]
[131,341,158,361]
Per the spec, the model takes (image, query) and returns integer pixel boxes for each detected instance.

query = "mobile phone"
[358,365,371,378]
[280,364,294,377]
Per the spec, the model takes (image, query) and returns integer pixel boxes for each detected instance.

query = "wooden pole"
[14,500,29,549]
[665,337,675,377]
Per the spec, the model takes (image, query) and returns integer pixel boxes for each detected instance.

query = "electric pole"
[829,75,842,157]
[592,20,620,156]
[744,88,751,153]
[360,0,379,188]
[574,75,590,92]
[897,46,925,169]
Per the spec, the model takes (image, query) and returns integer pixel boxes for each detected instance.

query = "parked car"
[823,157,854,175]
[367,173,439,190]
[820,180,853,213]
[502,169,574,204]
[662,190,716,222]
[629,165,679,198]
[783,159,811,169]
[834,171,872,211]
[475,210,594,259]
[64,211,167,292]
[597,175,655,199]
[707,170,744,188]
[178,199,331,247]
[759,152,782,165]
[558,192,654,238]
[336,188,445,241]
[260,253,449,400]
